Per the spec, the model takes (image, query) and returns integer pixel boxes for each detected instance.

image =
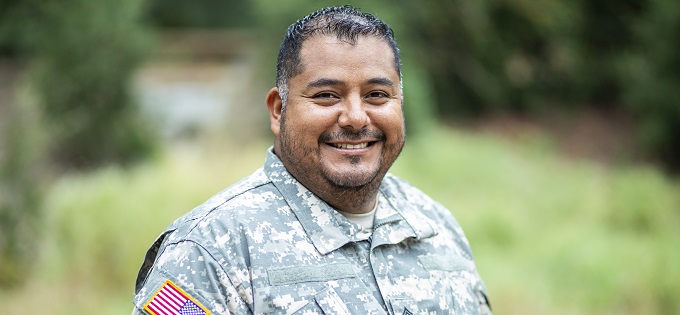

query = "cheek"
[286,107,338,137]
[370,106,404,134]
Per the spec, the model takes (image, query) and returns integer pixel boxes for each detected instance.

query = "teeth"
[334,143,368,149]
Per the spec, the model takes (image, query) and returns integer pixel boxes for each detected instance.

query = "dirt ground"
[457,107,641,166]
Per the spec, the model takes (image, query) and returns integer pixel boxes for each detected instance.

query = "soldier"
[132,6,491,315]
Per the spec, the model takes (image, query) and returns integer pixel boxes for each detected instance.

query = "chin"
[323,168,382,189]
[328,178,373,189]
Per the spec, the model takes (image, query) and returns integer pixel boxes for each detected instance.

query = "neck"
[318,181,380,214]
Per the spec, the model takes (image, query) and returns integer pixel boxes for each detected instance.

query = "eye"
[314,92,339,99]
[310,91,340,106]
[365,91,390,105]
[367,91,389,98]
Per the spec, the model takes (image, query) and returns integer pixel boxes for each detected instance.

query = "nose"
[338,95,370,130]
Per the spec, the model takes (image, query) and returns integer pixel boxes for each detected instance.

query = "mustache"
[319,128,385,142]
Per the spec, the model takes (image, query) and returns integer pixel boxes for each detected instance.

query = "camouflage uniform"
[132,148,491,314]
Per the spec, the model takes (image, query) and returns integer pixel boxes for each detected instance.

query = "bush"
[33,0,156,169]
[0,68,46,288]
[0,0,157,287]
[143,0,254,29]
[618,0,680,171]
[395,0,680,170]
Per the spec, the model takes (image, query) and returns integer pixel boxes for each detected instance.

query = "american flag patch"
[144,280,211,315]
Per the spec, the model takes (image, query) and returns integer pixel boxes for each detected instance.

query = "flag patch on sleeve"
[144,280,211,315]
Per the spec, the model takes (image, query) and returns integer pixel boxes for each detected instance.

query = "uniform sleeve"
[433,202,493,314]
[132,240,252,315]
[476,278,492,315]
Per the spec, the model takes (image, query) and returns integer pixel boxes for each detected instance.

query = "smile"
[331,142,370,149]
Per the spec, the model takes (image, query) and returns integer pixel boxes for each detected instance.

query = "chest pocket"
[290,286,351,315]
[264,263,387,315]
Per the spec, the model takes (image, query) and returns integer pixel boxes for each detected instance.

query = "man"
[132,6,491,315]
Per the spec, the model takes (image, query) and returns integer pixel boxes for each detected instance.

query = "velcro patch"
[267,263,356,285]
[144,280,211,315]
[418,254,472,272]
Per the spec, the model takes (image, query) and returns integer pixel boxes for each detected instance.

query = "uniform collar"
[265,148,351,255]
[264,147,438,255]
[371,181,439,248]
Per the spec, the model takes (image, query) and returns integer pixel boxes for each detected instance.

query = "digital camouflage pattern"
[132,148,491,314]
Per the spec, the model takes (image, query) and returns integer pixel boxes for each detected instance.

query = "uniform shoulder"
[380,173,434,203]
[380,173,463,229]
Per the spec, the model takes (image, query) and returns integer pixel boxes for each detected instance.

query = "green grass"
[2,127,679,314]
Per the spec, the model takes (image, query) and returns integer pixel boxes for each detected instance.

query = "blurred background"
[1,0,679,314]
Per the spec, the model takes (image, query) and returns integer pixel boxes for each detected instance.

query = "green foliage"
[0,0,41,57]
[572,0,644,105]
[0,70,47,288]
[42,148,262,291]
[396,0,582,115]
[392,0,679,170]
[32,0,156,169]
[618,0,680,170]
[0,0,158,288]
[143,0,254,29]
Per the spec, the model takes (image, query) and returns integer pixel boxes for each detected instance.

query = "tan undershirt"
[336,196,379,231]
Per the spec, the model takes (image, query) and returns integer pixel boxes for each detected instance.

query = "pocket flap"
[315,286,351,315]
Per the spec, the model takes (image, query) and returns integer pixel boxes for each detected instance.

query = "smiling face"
[266,34,405,213]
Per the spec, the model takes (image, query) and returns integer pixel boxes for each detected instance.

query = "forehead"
[297,34,398,76]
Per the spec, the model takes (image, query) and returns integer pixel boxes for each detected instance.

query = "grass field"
[1,126,679,314]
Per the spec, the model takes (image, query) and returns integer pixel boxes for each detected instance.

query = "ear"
[266,87,283,137]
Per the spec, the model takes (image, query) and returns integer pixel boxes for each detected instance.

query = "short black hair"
[276,5,401,105]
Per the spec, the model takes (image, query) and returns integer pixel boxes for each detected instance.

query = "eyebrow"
[307,78,343,89]
[306,77,395,89]
[366,77,395,87]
